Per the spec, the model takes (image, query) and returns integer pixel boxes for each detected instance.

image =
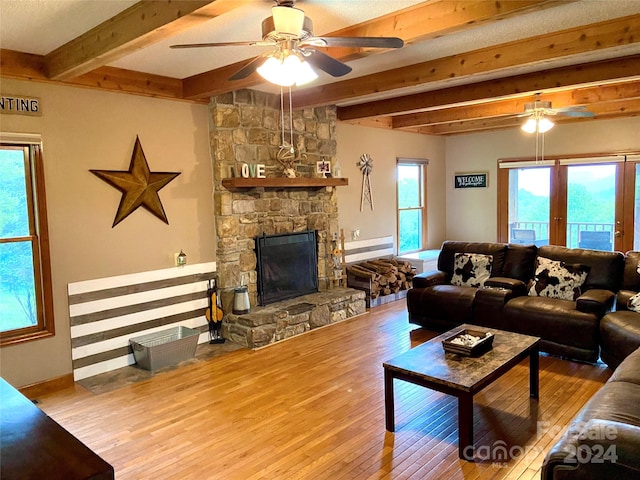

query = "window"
[0,139,54,345]
[397,158,427,254]
[498,154,640,252]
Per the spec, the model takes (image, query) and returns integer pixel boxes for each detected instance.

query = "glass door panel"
[508,167,550,246]
[566,165,616,251]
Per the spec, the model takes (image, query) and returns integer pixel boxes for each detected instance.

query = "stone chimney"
[209,89,340,311]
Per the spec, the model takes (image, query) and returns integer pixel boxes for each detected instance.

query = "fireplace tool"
[205,280,225,344]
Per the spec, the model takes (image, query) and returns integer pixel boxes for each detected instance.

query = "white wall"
[336,122,447,250]
[0,79,213,388]
[444,117,640,242]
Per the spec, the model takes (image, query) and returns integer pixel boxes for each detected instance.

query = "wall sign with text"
[454,172,488,189]
[0,93,41,116]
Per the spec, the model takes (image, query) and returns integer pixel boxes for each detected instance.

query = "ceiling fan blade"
[559,110,595,118]
[303,36,404,49]
[304,49,352,77]
[170,41,273,49]
[229,55,268,81]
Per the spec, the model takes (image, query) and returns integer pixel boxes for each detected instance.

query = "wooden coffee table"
[383,324,540,461]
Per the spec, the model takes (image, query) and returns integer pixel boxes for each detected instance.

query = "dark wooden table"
[383,324,540,461]
[0,378,114,479]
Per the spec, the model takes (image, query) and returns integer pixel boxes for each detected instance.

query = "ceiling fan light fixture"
[521,115,554,134]
[257,50,318,87]
[538,116,555,133]
[272,6,305,37]
[521,117,538,134]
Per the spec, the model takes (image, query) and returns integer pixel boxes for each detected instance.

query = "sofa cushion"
[503,244,537,282]
[503,295,599,352]
[451,253,493,287]
[528,256,590,301]
[437,241,508,277]
[537,245,624,292]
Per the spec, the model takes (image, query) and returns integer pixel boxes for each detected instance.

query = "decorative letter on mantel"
[90,136,180,227]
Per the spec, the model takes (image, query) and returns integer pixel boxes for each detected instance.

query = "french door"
[498,154,640,252]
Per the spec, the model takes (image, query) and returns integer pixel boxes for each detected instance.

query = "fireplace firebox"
[256,231,319,306]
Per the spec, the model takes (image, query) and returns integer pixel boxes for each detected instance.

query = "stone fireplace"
[209,89,366,347]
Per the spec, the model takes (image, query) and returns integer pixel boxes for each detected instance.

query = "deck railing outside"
[510,222,615,250]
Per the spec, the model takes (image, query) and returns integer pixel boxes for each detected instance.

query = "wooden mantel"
[221,177,349,189]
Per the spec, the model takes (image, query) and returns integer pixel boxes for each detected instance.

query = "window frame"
[1,138,55,346]
[396,157,428,255]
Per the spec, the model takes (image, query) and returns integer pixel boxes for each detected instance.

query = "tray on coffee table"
[442,328,494,356]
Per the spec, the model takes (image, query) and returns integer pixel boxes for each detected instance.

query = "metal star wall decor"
[91,136,180,227]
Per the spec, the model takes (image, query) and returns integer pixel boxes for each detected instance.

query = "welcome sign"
[454,172,488,188]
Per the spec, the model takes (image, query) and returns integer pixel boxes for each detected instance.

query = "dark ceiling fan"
[170,0,404,82]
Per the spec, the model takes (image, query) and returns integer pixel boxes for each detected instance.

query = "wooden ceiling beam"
[45,0,247,81]
[294,14,640,109]
[0,49,195,102]
[337,55,640,121]
[391,81,640,128]
[421,98,640,135]
[181,0,558,100]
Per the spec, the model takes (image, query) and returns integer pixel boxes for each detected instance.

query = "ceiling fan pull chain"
[289,86,294,153]
[280,85,286,147]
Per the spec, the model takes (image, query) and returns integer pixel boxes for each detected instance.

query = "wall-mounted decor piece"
[0,93,41,116]
[454,172,488,189]
[276,143,298,178]
[91,136,180,227]
[358,153,374,211]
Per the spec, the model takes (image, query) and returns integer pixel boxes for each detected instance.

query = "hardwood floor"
[38,301,611,479]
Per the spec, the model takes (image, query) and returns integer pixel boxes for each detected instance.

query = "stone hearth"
[223,288,366,349]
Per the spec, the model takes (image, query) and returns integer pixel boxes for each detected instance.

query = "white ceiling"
[1,0,640,134]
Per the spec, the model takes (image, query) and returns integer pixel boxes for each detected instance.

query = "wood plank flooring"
[37,301,611,479]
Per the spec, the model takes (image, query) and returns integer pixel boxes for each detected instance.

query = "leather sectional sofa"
[407,241,625,364]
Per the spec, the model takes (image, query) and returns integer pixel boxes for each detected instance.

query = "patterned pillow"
[451,253,493,288]
[528,256,590,301]
[628,293,640,312]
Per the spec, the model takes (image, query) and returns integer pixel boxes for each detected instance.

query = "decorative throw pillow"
[528,256,590,301]
[628,292,640,312]
[629,262,640,311]
[451,253,493,288]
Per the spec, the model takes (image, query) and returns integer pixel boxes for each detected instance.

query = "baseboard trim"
[18,373,75,399]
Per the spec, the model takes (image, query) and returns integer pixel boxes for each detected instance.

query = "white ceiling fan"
[520,93,595,133]
[170,0,404,86]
